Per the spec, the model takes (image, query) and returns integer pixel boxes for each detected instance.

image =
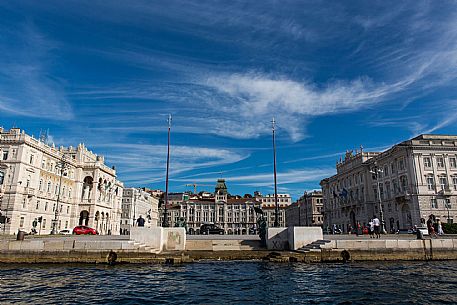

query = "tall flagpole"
[272,118,279,227]
[163,114,172,227]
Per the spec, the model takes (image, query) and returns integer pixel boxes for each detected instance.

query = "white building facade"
[0,127,124,235]
[120,187,159,235]
[321,135,457,233]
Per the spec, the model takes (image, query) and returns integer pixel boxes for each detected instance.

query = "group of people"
[368,216,381,238]
[426,215,444,238]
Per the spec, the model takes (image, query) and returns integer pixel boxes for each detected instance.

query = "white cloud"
[0,23,72,119]
[174,167,335,188]
[94,143,249,186]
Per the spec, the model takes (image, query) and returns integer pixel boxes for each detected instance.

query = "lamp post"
[370,163,387,234]
[2,164,21,234]
[163,114,172,227]
[132,189,141,227]
[51,155,69,235]
[272,118,279,227]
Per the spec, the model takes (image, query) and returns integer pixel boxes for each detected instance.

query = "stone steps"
[296,240,331,253]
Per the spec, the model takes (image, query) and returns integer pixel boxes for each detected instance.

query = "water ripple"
[1,261,457,304]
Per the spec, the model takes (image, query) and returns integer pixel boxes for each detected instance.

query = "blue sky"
[1,1,457,199]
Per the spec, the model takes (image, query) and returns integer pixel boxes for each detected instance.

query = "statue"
[175,217,187,231]
[83,185,90,200]
[254,206,267,247]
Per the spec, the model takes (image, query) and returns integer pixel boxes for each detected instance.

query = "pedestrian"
[437,220,444,236]
[427,215,437,238]
[373,215,381,239]
[136,215,145,227]
[368,219,374,238]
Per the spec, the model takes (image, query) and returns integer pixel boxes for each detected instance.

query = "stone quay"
[1,227,457,264]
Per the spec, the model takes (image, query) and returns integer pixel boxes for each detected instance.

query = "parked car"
[200,224,224,235]
[59,229,72,235]
[72,226,98,235]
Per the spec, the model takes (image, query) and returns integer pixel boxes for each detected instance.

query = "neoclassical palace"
[321,134,457,233]
[0,128,124,235]
[160,179,290,234]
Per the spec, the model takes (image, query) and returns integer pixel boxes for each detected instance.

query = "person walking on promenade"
[437,219,444,236]
[373,216,381,239]
[368,219,374,238]
[427,215,437,238]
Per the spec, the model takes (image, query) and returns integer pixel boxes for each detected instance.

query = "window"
[385,182,391,198]
[439,176,447,190]
[36,201,39,210]
[399,158,405,170]
[26,176,31,188]
[400,176,408,192]
[45,202,48,211]
[446,199,451,209]
[424,157,432,168]
[29,154,34,165]
[67,206,70,214]
[384,165,389,176]
[453,177,457,191]
[0,171,4,185]
[450,157,457,169]
[2,151,8,160]
[42,219,47,229]
[39,179,43,191]
[427,176,435,190]
[20,217,25,227]
[431,198,438,208]
[391,162,396,173]
[47,182,51,192]
[65,221,68,229]
[437,157,444,168]
[42,159,45,168]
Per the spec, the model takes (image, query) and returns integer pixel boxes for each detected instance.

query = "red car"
[72,225,98,235]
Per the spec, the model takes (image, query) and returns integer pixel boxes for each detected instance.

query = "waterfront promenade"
[1,232,457,264]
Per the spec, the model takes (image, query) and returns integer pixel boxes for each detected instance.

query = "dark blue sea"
[1,261,456,304]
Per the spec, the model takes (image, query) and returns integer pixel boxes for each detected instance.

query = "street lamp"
[370,163,387,234]
[272,118,279,227]
[445,200,451,224]
[132,189,141,227]
[2,164,21,234]
[163,114,172,227]
[51,155,69,235]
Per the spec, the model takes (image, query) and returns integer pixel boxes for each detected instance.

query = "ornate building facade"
[160,179,290,234]
[0,127,124,235]
[286,191,323,227]
[321,135,457,233]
